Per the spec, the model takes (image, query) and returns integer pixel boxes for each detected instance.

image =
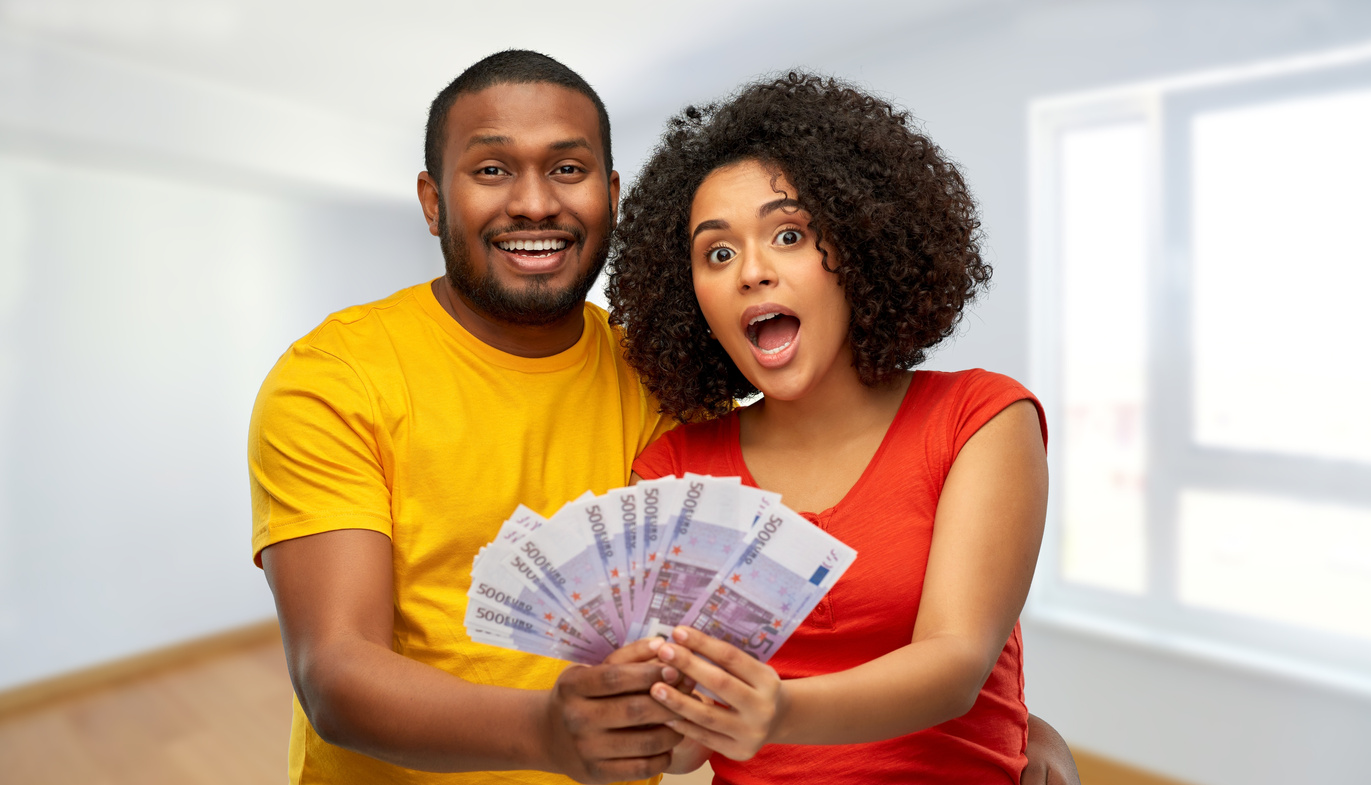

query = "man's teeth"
[497,239,568,252]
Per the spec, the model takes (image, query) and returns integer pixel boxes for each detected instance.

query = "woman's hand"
[648,626,787,761]
[603,636,712,773]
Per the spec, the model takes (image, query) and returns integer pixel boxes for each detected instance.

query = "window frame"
[1026,53,1371,696]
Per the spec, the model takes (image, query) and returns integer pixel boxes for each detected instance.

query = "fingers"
[580,750,674,785]
[648,689,764,763]
[652,628,775,709]
[664,626,773,689]
[562,688,680,732]
[663,715,743,761]
[642,627,783,761]
[603,636,668,665]
[559,661,667,699]
[546,721,677,783]
[596,637,695,694]
[587,723,683,759]
[650,680,727,731]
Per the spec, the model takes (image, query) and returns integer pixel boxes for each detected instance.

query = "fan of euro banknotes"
[465,474,858,665]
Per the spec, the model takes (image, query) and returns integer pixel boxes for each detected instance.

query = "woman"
[608,72,1052,783]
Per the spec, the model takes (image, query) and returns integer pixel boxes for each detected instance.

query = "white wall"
[0,35,441,690]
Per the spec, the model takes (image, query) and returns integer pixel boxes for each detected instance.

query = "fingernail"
[647,637,663,652]
[673,626,689,642]
[662,666,680,682]
[653,685,670,700]
[658,644,675,661]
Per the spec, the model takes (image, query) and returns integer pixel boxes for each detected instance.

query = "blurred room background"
[1,1,1368,783]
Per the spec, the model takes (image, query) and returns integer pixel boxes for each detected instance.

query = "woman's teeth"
[496,239,568,253]
[746,312,801,352]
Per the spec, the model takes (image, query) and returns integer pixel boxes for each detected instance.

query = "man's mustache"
[481,221,585,246]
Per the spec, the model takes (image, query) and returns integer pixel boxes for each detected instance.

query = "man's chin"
[447,274,591,327]
[440,220,608,327]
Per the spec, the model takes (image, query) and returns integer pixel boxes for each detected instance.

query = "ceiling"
[0,0,995,139]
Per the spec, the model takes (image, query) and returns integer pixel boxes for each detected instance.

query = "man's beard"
[438,199,609,327]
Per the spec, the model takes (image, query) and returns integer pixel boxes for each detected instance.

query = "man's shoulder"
[257,282,435,405]
[580,300,619,344]
[296,282,430,356]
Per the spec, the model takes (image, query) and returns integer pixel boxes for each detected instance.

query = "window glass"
[1179,489,1371,640]
[1191,90,1371,464]
[1058,123,1149,594]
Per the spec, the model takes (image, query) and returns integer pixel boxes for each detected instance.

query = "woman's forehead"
[691,160,800,226]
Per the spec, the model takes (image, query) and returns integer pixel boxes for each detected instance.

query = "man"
[250,50,1079,785]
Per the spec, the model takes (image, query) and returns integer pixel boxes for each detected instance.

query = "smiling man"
[250,51,680,785]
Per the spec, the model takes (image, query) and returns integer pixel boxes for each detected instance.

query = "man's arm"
[1023,713,1081,785]
[262,528,682,783]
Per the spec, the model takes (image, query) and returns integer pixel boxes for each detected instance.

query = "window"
[1029,50,1371,690]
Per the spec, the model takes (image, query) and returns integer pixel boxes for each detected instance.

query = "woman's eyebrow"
[758,197,802,218]
[690,219,730,242]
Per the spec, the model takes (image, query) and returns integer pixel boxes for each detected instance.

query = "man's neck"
[431,278,586,358]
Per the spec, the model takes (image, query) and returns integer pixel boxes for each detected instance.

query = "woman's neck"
[745,366,911,447]
[739,366,913,513]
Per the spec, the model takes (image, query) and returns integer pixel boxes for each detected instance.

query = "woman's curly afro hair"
[607,72,990,423]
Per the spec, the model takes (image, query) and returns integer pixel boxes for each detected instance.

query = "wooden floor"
[0,636,292,785]
[0,630,1182,785]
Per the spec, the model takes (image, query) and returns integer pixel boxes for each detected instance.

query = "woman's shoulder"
[909,368,1032,402]
[903,368,1046,451]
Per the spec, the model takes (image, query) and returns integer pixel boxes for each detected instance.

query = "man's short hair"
[424,50,613,185]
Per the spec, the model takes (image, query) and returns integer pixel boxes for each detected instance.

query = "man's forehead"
[447,82,602,153]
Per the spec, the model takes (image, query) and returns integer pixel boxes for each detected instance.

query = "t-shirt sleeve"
[948,370,1049,460]
[248,342,393,567]
[632,392,678,458]
[633,424,686,480]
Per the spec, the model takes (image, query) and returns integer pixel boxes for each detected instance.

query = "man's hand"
[543,638,685,783]
[1022,713,1081,785]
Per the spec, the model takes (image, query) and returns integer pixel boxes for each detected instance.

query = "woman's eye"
[706,247,736,264]
[777,229,802,246]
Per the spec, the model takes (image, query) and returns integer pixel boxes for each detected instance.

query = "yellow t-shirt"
[249,281,669,785]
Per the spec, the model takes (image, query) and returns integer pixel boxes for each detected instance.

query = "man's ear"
[609,169,621,228]
[417,172,442,237]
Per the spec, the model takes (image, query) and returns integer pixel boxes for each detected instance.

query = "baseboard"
[1074,748,1196,785]
[0,618,281,718]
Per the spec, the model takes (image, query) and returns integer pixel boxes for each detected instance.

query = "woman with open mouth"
[608,72,1057,784]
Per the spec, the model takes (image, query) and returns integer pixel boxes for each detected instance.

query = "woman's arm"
[648,399,1047,757]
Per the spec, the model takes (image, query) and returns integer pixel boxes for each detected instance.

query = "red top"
[633,369,1047,785]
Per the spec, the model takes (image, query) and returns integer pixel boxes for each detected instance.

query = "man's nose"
[506,174,562,222]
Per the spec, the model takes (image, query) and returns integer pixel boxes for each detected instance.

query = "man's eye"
[555,165,580,175]
[706,247,735,264]
[480,166,504,176]
[777,229,802,246]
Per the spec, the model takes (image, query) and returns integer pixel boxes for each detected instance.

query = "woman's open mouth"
[747,311,801,354]
[744,308,801,367]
